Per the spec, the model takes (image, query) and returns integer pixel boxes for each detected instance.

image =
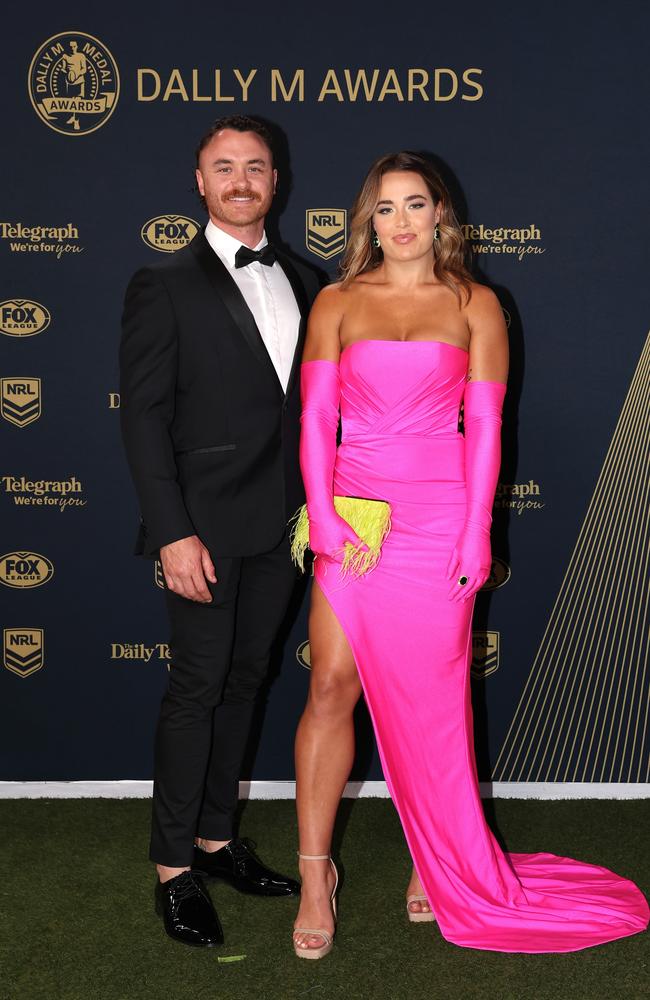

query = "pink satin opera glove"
[299,360,364,564]
[447,380,507,602]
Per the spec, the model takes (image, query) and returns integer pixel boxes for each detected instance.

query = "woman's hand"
[446,523,491,602]
[309,509,365,564]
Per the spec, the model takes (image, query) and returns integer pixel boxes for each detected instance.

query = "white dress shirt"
[205,220,301,392]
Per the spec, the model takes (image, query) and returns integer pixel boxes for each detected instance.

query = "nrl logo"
[1,378,41,428]
[3,628,44,678]
[306,209,347,260]
[141,215,200,253]
[296,640,311,670]
[471,630,500,679]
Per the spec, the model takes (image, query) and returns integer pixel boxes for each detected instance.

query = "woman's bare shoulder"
[464,280,502,314]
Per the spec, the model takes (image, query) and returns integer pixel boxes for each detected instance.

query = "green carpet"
[1,799,648,1000]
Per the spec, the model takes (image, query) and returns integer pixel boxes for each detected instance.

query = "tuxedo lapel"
[276,249,309,400]
[190,232,282,390]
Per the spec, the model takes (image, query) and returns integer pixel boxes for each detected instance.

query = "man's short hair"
[195,115,275,168]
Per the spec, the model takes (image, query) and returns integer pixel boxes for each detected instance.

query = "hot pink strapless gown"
[314,339,649,953]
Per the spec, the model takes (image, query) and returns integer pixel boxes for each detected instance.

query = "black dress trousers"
[149,531,297,867]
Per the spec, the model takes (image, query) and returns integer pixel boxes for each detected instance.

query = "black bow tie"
[234,244,277,269]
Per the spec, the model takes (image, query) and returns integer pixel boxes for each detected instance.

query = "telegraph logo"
[0,222,83,259]
[154,560,165,589]
[296,640,311,669]
[0,300,51,338]
[1,378,41,428]
[462,224,545,263]
[0,475,86,511]
[481,557,511,591]
[3,628,44,678]
[306,209,347,260]
[141,216,200,253]
[494,480,545,516]
[471,631,500,679]
[28,32,119,136]
[110,642,170,662]
[0,552,54,589]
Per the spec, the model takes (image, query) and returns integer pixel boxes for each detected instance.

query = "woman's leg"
[293,580,361,951]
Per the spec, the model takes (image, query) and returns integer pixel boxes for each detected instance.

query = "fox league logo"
[141,216,200,252]
[306,209,347,260]
[0,300,50,338]
[0,551,54,589]
[481,557,511,591]
[1,378,41,428]
[28,32,120,135]
[296,640,311,669]
[3,628,44,678]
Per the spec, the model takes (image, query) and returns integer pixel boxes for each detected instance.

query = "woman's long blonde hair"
[340,151,472,301]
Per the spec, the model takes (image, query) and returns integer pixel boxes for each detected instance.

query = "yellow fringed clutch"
[289,496,392,577]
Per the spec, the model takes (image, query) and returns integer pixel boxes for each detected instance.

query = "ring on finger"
[458,575,469,586]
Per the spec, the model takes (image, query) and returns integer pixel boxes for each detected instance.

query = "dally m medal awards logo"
[1,378,41,428]
[0,300,51,338]
[141,216,200,253]
[3,628,44,678]
[28,32,119,136]
[306,209,347,260]
[0,551,54,589]
[471,631,500,679]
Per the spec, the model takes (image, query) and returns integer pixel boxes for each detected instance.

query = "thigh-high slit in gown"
[312,338,649,953]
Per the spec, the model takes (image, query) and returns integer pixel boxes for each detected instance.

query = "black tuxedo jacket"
[119,229,320,558]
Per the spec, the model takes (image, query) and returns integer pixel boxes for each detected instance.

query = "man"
[120,115,319,947]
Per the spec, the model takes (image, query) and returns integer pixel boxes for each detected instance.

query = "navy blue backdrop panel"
[1,1,648,784]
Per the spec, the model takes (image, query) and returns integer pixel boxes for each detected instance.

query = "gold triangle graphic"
[492,331,650,782]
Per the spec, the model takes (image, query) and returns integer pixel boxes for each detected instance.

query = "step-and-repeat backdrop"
[2,3,648,784]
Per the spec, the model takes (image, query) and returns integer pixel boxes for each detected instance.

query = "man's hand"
[160,535,217,603]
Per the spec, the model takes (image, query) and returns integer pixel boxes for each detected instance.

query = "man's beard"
[208,188,271,227]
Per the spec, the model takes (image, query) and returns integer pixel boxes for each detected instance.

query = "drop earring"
[434,223,440,241]
[372,230,381,248]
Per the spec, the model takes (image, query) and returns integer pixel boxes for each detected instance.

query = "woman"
[292,152,649,957]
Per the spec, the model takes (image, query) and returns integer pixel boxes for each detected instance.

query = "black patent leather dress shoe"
[192,838,300,897]
[154,871,224,947]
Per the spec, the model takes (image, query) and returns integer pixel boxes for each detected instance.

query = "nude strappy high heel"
[293,853,339,960]
[406,894,436,923]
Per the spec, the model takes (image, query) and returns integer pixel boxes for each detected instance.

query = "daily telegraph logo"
[481,557,511,591]
[1,475,86,511]
[471,631,500,679]
[28,32,119,135]
[3,628,44,678]
[306,209,347,260]
[463,224,545,263]
[0,300,51,338]
[141,216,200,253]
[296,640,311,669]
[110,643,170,662]
[0,552,54,589]
[1,378,41,428]
[0,223,84,259]
[494,481,545,516]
